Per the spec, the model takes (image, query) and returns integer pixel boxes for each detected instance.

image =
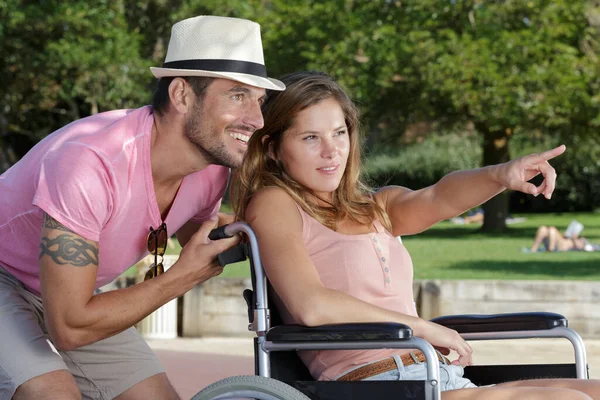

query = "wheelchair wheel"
[191,375,310,400]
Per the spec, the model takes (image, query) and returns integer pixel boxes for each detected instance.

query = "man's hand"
[169,218,240,285]
[176,213,235,248]
[490,144,566,200]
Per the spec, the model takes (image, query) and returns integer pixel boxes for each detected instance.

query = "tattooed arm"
[39,212,236,350]
[39,213,187,350]
[39,217,99,266]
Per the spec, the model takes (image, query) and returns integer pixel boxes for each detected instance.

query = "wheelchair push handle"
[208,225,235,240]
[217,245,247,267]
[208,224,248,267]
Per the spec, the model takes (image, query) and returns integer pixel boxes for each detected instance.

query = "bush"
[364,132,600,213]
[364,132,481,190]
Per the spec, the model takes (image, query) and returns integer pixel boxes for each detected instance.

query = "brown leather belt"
[336,351,449,381]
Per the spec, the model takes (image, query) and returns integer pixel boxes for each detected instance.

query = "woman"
[232,71,598,399]
[528,221,598,253]
[529,225,587,252]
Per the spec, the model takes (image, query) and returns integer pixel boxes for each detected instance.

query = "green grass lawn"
[165,212,600,281]
[406,212,600,280]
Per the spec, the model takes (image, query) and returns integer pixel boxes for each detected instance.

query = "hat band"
[162,59,267,78]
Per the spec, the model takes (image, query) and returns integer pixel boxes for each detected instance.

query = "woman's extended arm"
[245,187,473,366]
[377,145,565,236]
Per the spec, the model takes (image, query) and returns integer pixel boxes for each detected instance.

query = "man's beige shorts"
[0,266,165,400]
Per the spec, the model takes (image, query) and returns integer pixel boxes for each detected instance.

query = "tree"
[240,0,600,232]
[0,0,151,167]
[411,0,600,231]
[2,0,599,226]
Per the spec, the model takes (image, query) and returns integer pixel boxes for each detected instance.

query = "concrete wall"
[416,280,600,338]
[103,266,600,339]
[179,278,600,339]
[182,277,254,337]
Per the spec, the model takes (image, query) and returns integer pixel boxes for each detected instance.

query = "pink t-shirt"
[274,205,418,381]
[0,106,229,294]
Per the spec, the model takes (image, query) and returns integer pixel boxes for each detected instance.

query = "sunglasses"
[144,222,168,281]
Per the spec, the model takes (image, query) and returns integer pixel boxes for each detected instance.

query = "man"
[0,15,284,400]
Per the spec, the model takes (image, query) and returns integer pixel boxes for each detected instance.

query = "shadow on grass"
[444,259,600,278]
[415,226,542,240]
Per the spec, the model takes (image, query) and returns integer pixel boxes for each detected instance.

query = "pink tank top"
[276,205,419,381]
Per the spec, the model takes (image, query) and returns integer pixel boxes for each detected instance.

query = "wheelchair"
[193,222,589,400]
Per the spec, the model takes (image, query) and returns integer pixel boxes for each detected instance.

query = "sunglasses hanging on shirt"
[144,223,168,281]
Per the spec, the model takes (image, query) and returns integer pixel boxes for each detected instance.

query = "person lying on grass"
[527,224,599,253]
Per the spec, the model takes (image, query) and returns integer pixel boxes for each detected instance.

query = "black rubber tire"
[191,375,311,400]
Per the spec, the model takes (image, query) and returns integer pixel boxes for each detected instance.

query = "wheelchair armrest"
[266,322,412,342]
[431,312,567,333]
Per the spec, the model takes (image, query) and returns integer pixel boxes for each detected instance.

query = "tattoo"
[42,213,72,232]
[40,214,99,267]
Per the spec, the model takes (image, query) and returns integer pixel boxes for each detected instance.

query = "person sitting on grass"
[450,208,526,225]
[450,208,484,224]
[233,71,600,399]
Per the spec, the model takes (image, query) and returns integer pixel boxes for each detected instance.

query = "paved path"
[147,336,600,400]
[154,350,252,399]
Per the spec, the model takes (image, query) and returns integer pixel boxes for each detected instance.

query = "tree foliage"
[1,1,150,138]
[237,0,600,230]
[1,1,599,225]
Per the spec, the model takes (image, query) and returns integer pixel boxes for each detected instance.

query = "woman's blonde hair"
[232,71,390,231]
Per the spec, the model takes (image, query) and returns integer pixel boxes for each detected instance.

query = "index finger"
[193,218,220,244]
[537,144,566,162]
[191,219,242,255]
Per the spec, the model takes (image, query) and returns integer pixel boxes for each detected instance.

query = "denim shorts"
[341,353,478,391]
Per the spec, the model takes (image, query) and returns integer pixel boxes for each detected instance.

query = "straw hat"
[150,16,285,91]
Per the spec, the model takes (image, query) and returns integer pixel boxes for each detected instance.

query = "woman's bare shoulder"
[246,187,301,226]
[248,186,295,210]
[374,185,413,206]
